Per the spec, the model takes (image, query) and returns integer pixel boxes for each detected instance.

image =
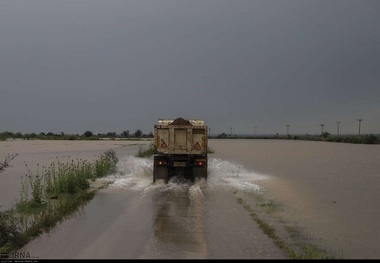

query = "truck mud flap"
[153,165,168,182]
[193,166,207,181]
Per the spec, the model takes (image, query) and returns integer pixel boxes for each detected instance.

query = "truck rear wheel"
[184,168,194,182]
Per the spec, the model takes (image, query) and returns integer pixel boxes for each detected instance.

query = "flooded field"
[209,139,380,259]
[1,139,380,259]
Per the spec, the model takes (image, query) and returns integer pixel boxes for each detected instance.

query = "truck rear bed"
[153,118,208,183]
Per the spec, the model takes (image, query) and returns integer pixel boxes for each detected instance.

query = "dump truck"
[153,117,208,183]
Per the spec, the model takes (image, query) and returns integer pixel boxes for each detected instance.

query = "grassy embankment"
[234,190,337,259]
[0,150,118,253]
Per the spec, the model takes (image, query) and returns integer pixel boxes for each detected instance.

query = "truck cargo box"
[154,118,208,155]
[153,117,208,183]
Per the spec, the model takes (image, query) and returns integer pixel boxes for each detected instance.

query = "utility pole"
[336,122,341,136]
[286,124,290,137]
[230,127,232,137]
[208,128,211,138]
[320,124,325,136]
[357,118,363,135]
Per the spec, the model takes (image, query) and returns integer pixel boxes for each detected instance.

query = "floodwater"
[1,139,380,259]
[0,140,149,210]
[209,139,380,259]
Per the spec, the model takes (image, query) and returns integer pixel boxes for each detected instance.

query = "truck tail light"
[157,161,166,166]
[195,161,205,166]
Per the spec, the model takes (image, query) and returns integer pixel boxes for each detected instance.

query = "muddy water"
[3,139,380,259]
[0,140,150,210]
[209,139,380,259]
[17,152,285,259]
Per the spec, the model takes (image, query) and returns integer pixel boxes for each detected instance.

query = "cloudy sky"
[1,0,379,135]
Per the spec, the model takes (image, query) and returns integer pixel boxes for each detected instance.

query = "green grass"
[236,194,333,259]
[0,150,118,253]
[207,147,215,154]
[135,143,155,158]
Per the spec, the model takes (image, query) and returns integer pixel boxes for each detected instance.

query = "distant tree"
[106,132,116,138]
[363,134,378,144]
[322,132,330,138]
[1,132,13,138]
[68,135,77,140]
[217,133,228,138]
[83,131,93,138]
[133,129,143,138]
[121,130,130,138]
[148,132,153,138]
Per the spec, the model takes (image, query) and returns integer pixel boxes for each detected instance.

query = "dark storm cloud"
[1,0,379,135]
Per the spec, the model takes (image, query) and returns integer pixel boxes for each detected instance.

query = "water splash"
[207,158,268,192]
[107,156,267,193]
[107,156,153,191]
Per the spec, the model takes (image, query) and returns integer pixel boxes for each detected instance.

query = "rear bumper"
[153,154,208,181]
[154,154,207,168]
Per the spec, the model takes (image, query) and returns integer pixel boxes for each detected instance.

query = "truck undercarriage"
[153,154,207,183]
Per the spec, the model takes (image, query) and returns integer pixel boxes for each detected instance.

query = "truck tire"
[184,167,194,182]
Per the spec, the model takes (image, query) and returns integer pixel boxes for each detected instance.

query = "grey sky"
[1,0,379,135]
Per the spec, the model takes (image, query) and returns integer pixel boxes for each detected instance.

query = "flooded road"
[17,154,285,259]
[3,139,380,259]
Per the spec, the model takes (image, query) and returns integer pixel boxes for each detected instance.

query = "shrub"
[136,143,155,158]
[0,150,119,253]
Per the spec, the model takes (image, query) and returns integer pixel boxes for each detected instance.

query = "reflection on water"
[139,181,207,259]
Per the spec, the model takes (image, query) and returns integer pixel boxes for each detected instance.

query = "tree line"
[213,132,379,144]
[0,130,153,141]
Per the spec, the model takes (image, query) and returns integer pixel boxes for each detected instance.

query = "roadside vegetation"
[0,130,153,141]
[136,143,155,158]
[0,154,18,173]
[0,150,118,253]
[207,147,215,154]
[234,190,336,259]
